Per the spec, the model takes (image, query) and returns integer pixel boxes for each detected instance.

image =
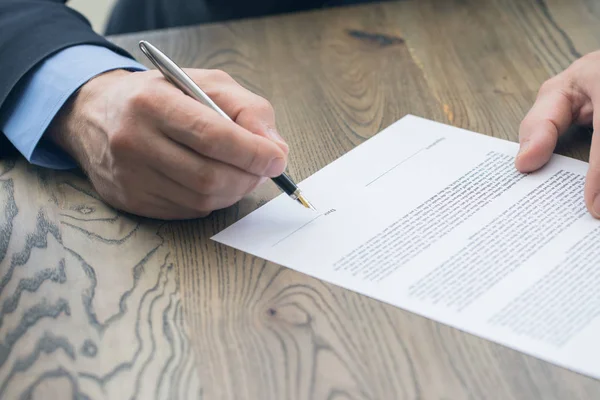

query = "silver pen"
[138,40,316,211]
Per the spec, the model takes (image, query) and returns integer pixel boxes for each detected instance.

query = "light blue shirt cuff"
[0,45,147,170]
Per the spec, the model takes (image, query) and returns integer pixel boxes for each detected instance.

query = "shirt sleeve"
[0,44,148,169]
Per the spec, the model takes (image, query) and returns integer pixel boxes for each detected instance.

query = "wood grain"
[3,0,600,398]
[0,162,202,398]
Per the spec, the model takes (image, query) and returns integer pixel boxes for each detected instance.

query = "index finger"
[185,69,289,150]
[154,90,288,178]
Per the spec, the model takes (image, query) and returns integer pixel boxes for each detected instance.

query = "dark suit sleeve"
[0,0,135,108]
[0,0,136,155]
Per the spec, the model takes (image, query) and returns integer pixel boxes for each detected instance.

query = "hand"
[49,68,288,220]
[515,50,600,218]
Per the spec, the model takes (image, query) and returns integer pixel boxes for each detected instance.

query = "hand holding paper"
[516,49,600,218]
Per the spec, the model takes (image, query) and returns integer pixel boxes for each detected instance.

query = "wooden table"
[2,0,600,398]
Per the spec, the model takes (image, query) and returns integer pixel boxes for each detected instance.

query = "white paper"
[212,115,600,379]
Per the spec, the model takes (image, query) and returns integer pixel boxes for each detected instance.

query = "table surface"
[2,0,600,398]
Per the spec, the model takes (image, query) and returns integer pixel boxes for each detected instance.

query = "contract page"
[213,115,600,379]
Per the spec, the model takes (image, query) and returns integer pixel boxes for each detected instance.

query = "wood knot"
[346,29,405,47]
[80,339,98,357]
[72,204,95,215]
[265,304,312,326]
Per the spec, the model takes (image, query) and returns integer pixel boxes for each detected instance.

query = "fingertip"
[260,127,287,155]
[265,127,283,141]
[238,119,290,156]
[266,156,287,177]
[515,128,557,172]
[514,140,531,172]
[586,202,600,219]
[584,184,600,219]
[515,80,579,172]
[515,140,541,172]
[584,161,600,220]
[275,139,290,156]
[266,135,289,164]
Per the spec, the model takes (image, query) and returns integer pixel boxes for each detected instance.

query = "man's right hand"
[49,68,289,220]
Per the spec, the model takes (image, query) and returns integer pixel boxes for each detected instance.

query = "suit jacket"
[0,0,132,155]
[0,0,333,111]
[0,0,376,156]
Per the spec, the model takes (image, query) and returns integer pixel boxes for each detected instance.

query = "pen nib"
[296,194,317,211]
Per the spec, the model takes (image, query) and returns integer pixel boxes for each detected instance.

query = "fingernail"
[517,140,530,159]
[593,194,600,217]
[267,128,289,154]
[267,127,284,142]
[258,176,268,185]
[266,157,286,177]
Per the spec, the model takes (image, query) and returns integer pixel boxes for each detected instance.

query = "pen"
[138,40,316,211]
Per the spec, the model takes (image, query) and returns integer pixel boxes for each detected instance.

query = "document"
[212,115,600,379]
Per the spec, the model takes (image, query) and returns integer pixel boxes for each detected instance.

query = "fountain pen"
[138,40,316,211]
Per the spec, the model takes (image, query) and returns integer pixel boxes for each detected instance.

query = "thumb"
[515,77,588,173]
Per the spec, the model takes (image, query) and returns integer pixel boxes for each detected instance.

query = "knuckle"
[561,75,578,98]
[186,116,221,155]
[570,55,590,74]
[127,86,156,111]
[196,132,220,157]
[518,117,530,134]
[538,72,573,97]
[538,77,559,96]
[519,107,539,129]
[196,166,222,194]
[538,79,552,94]
[189,114,212,135]
[206,69,234,83]
[254,97,275,116]
[160,100,181,124]
[535,73,579,111]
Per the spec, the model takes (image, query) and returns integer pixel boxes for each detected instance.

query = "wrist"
[48,69,132,168]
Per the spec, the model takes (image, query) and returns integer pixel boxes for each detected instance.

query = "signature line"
[272,214,323,247]
[365,138,445,187]
[365,148,426,187]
